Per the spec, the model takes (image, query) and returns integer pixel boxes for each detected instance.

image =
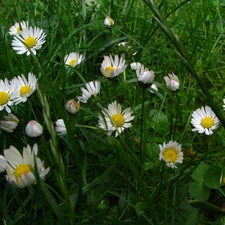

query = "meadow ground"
[1,0,225,224]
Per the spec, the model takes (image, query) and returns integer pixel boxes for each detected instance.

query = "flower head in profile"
[11,73,38,104]
[1,144,50,188]
[130,62,142,70]
[100,55,127,78]
[164,72,180,92]
[98,101,134,137]
[0,78,15,113]
[12,26,46,55]
[0,113,19,133]
[191,106,220,135]
[77,80,100,103]
[25,120,43,137]
[159,140,183,168]
[66,100,80,114]
[64,52,85,68]
[55,119,67,137]
[9,21,29,36]
[136,65,155,85]
[104,16,114,26]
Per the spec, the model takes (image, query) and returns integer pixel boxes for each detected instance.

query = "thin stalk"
[140,88,146,164]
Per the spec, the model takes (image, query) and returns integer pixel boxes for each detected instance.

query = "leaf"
[189,181,210,200]
[191,161,209,181]
[204,163,222,189]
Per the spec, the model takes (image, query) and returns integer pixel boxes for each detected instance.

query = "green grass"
[1,0,225,224]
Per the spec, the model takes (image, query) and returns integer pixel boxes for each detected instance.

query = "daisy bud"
[25,120,43,137]
[104,16,114,26]
[130,62,142,70]
[164,72,180,92]
[66,100,80,114]
[55,119,67,137]
[0,113,19,133]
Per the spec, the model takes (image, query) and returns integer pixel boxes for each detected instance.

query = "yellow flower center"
[112,114,125,127]
[24,36,37,48]
[105,66,116,77]
[20,85,31,96]
[69,59,77,67]
[14,164,31,183]
[201,117,214,128]
[0,92,10,105]
[163,148,178,163]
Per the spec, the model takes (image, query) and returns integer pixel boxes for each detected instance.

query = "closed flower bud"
[55,119,67,137]
[130,62,142,70]
[104,16,114,26]
[164,72,180,91]
[0,113,19,133]
[25,120,43,137]
[66,100,80,114]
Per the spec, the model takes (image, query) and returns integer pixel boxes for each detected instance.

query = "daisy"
[11,73,38,104]
[100,55,127,78]
[159,140,183,168]
[104,16,114,26]
[136,65,155,84]
[0,78,15,113]
[130,62,142,70]
[149,84,158,94]
[66,99,80,114]
[55,119,67,137]
[12,26,46,55]
[9,21,29,36]
[64,52,85,68]
[164,73,180,92]
[25,120,43,137]
[191,106,220,135]
[1,144,50,188]
[98,101,134,137]
[0,113,19,133]
[77,80,100,103]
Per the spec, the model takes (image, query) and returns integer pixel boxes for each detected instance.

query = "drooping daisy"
[77,80,100,103]
[136,65,155,85]
[100,55,127,78]
[104,16,114,26]
[25,120,43,137]
[64,52,85,68]
[159,140,183,168]
[12,26,46,55]
[98,101,134,137]
[0,113,19,133]
[164,73,180,92]
[0,78,15,113]
[2,144,50,188]
[11,73,38,104]
[66,99,80,114]
[55,119,67,137]
[9,21,29,36]
[191,106,220,135]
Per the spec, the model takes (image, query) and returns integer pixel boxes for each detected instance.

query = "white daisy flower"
[191,106,220,135]
[136,65,155,84]
[159,140,183,168]
[64,52,85,68]
[100,55,127,78]
[55,119,67,137]
[130,62,142,70]
[164,72,180,92]
[9,21,29,36]
[98,101,134,137]
[104,16,114,26]
[25,120,43,137]
[0,78,15,113]
[77,80,100,103]
[2,144,50,188]
[66,100,80,114]
[12,26,46,55]
[0,113,19,133]
[11,73,38,104]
